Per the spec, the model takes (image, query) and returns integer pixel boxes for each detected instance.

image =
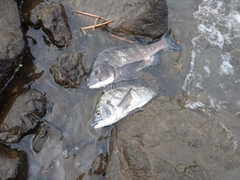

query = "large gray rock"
[107,95,240,179]
[72,0,168,38]
[0,143,28,180]
[0,89,48,143]
[29,2,72,48]
[0,0,25,91]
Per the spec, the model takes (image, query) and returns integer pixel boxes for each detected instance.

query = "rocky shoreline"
[0,0,169,179]
[1,0,240,179]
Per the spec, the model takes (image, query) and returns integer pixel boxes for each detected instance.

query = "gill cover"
[92,100,117,128]
[87,62,116,89]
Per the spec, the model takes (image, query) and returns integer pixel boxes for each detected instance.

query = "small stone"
[75,146,80,151]
[62,149,69,158]
[75,161,82,168]
[55,160,61,167]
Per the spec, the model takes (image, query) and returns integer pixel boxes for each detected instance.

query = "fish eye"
[95,110,101,116]
[95,69,99,75]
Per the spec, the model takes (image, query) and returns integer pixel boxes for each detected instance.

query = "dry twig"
[76,10,133,44]
[93,16,100,30]
[41,170,48,174]
[110,34,134,43]
[81,20,113,30]
[75,11,113,34]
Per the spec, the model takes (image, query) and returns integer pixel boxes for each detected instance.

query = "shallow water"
[1,0,240,179]
[182,0,240,114]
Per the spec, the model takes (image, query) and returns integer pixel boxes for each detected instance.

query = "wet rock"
[72,0,168,38]
[50,52,86,88]
[29,2,72,48]
[107,95,240,179]
[32,121,62,153]
[0,0,25,92]
[0,143,28,180]
[32,121,50,153]
[0,89,47,143]
[29,121,64,179]
[89,152,108,176]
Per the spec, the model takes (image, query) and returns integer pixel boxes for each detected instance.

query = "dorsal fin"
[103,79,149,93]
[117,88,133,110]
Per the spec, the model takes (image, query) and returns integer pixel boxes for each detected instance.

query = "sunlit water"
[1,0,240,179]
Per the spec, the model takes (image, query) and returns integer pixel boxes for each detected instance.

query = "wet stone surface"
[50,52,86,88]
[29,2,72,48]
[89,152,108,176]
[71,0,168,38]
[0,89,47,143]
[0,143,28,180]
[107,95,240,179]
[32,121,61,153]
[0,0,25,91]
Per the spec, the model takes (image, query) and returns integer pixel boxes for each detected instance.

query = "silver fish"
[87,29,182,89]
[92,85,157,129]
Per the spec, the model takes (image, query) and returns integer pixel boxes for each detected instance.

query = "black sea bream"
[87,29,182,89]
[92,85,157,129]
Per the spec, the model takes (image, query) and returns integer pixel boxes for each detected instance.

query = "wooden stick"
[41,170,48,174]
[75,10,114,35]
[110,34,134,43]
[93,16,100,30]
[79,27,86,35]
[81,20,113,30]
[75,11,109,22]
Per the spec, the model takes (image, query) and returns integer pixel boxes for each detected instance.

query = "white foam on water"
[203,66,211,76]
[184,100,205,110]
[182,36,203,94]
[208,95,230,113]
[219,53,234,75]
[194,0,240,44]
[182,0,240,112]
[219,61,234,75]
[197,23,224,48]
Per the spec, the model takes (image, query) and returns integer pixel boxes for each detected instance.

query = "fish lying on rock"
[86,29,182,89]
[92,82,157,129]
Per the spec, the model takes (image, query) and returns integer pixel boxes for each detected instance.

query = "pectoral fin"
[127,107,144,115]
[117,71,143,82]
[116,61,144,81]
[117,88,133,110]
[120,60,144,72]
[150,53,161,65]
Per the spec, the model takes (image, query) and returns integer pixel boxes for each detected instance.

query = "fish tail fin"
[162,29,182,51]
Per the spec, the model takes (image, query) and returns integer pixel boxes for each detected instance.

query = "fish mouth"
[91,120,99,127]
[87,81,95,87]
[88,82,103,89]
[87,79,100,88]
